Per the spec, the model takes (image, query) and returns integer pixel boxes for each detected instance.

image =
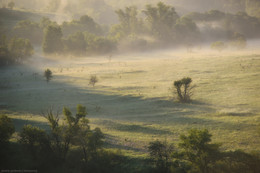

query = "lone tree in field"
[89,75,98,87]
[173,77,193,102]
[44,69,53,83]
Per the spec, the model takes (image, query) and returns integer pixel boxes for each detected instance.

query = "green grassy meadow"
[1,49,260,159]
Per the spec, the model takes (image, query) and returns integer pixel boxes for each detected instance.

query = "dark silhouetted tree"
[179,129,221,173]
[44,69,53,83]
[143,2,179,42]
[42,25,63,54]
[148,140,175,173]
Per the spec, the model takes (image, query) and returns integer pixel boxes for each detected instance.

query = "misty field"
[1,49,260,160]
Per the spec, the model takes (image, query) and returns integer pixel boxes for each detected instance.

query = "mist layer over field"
[1,48,260,154]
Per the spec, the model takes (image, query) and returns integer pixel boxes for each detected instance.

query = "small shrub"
[89,75,98,87]
[44,68,53,83]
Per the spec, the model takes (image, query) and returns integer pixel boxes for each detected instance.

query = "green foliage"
[0,115,15,144]
[13,20,43,44]
[88,36,117,54]
[0,115,15,169]
[42,24,63,54]
[211,41,226,52]
[143,2,179,42]
[63,31,116,56]
[115,6,144,36]
[40,17,57,29]
[61,15,103,37]
[173,77,193,103]
[186,9,260,40]
[8,37,34,60]
[179,129,221,173]
[44,68,53,83]
[0,35,11,66]
[214,150,260,173]
[175,16,200,45]
[19,124,51,159]
[148,140,175,173]
[41,104,105,164]
[63,32,87,56]
[0,36,34,65]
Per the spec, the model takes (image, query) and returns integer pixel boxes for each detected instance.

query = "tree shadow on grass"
[0,64,222,131]
[94,119,172,135]
[11,118,50,132]
[103,134,146,153]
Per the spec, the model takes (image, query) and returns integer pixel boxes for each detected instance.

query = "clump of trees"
[148,128,260,173]
[0,35,34,66]
[173,77,194,103]
[61,15,104,37]
[41,15,116,56]
[1,112,260,172]
[16,105,123,172]
[42,24,63,54]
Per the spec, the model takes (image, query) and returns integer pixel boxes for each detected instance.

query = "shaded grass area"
[1,51,260,159]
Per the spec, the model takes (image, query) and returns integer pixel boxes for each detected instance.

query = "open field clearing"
[1,50,260,158]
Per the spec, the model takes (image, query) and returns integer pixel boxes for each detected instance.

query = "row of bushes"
[7,2,259,57]
[42,25,116,56]
[1,112,259,173]
[0,106,127,172]
[148,129,260,173]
